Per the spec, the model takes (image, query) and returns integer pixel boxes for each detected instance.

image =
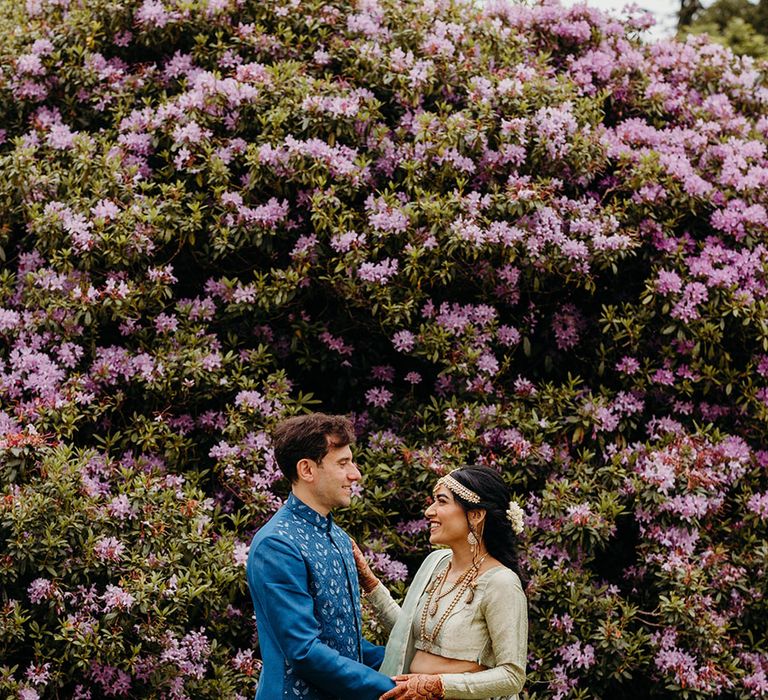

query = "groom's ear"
[296,458,315,483]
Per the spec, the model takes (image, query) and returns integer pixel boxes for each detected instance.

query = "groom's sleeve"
[362,638,386,670]
[249,536,396,698]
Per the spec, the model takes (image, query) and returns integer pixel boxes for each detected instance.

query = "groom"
[246,412,396,699]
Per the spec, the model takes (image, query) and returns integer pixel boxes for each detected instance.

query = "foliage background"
[0,0,767,697]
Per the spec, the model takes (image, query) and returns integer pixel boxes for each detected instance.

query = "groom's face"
[310,442,361,512]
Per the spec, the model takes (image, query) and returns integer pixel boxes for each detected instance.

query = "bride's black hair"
[448,465,528,589]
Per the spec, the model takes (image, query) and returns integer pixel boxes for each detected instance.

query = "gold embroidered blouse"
[367,554,528,699]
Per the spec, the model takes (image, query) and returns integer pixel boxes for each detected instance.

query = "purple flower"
[91,199,120,221]
[357,258,399,284]
[395,518,428,535]
[319,331,354,356]
[0,308,21,331]
[47,123,77,150]
[670,282,708,322]
[107,495,134,520]
[392,330,415,352]
[559,641,596,669]
[330,230,366,252]
[291,234,318,259]
[748,492,768,519]
[477,352,499,375]
[28,578,55,604]
[365,386,392,408]
[534,102,578,159]
[616,356,640,374]
[233,541,249,567]
[497,325,520,346]
[94,537,125,562]
[135,0,174,27]
[651,369,675,386]
[102,585,135,612]
[154,313,178,333]
[365,550,408,582]
[655,270,683,295]
[234,390,283,417]
[551,304,585,350]
[371,365,395,382]
[404,371,422,384]
[25,662,50,686]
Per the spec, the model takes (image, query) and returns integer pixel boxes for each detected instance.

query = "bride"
[355,465,528,700]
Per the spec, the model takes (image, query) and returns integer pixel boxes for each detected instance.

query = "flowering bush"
[0,0,767,697]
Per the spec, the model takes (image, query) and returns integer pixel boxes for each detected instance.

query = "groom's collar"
[286,492,334,531]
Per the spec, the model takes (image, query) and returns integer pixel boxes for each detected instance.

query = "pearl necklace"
[419,555,487,646]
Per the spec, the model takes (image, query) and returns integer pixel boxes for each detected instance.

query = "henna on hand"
[379,674,445,700]
[350,538,380,594]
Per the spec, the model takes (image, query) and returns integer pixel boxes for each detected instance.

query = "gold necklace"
[426,562,476,616]
[419,555,487,645]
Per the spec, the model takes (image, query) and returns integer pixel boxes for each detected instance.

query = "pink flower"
[655,270,683,295]
[567,503,593,526]
[102,585,135,612]
[320,331,353,356]
[94,536,125,562]
[28,578,55,604]
[233,541,249,567]
[560,640,596,669]
[135,0,173,27]
[651,369,675,386]
[107,494,134,520]
[616,356,640,374]
[330,230,366,252]
[497,325,521,346]
[365,550,408,582]
[25,662,50,686]
[747,492,768,519]
[0,308,21,331]
[154,313,178,333]
[357,258,398,284]
[552,304,585,350]
[405,371,422,384]
[392,330,415,352]
[47,123,76,150]
[365,386,393,408]
[91,199,120,221]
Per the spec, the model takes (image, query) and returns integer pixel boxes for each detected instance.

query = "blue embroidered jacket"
[246,493,395,699]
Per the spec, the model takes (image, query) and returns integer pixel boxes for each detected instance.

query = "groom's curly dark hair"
[272,413,355,483]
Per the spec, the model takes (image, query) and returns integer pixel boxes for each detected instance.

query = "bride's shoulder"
[484,565,525,592]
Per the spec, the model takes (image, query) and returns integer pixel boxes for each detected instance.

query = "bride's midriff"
[409,650,487,675]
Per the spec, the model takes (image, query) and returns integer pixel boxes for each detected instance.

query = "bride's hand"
[380,674,445,700]
[350,538,380,594]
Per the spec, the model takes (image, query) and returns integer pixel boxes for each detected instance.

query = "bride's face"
[424,484,469,547]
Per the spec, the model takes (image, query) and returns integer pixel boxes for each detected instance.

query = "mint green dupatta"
[379,550,451,676]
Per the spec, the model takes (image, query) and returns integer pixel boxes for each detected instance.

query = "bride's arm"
[352,539,402,633]
[365,580,402,634]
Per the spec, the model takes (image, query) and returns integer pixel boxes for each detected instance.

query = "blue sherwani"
[246,493,396,699]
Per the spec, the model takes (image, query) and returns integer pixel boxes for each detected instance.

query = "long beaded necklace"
[419,555,487,645]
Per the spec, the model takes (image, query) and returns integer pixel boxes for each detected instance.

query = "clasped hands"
[380,674,445,700]
[350,542,444,699]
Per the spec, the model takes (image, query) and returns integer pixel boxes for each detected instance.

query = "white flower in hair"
[506,500,524,535]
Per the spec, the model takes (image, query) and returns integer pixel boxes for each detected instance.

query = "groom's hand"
[379,674,444,699]
[350,538,380,594]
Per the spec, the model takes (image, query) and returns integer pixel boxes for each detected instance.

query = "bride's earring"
[467,527,479,551]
